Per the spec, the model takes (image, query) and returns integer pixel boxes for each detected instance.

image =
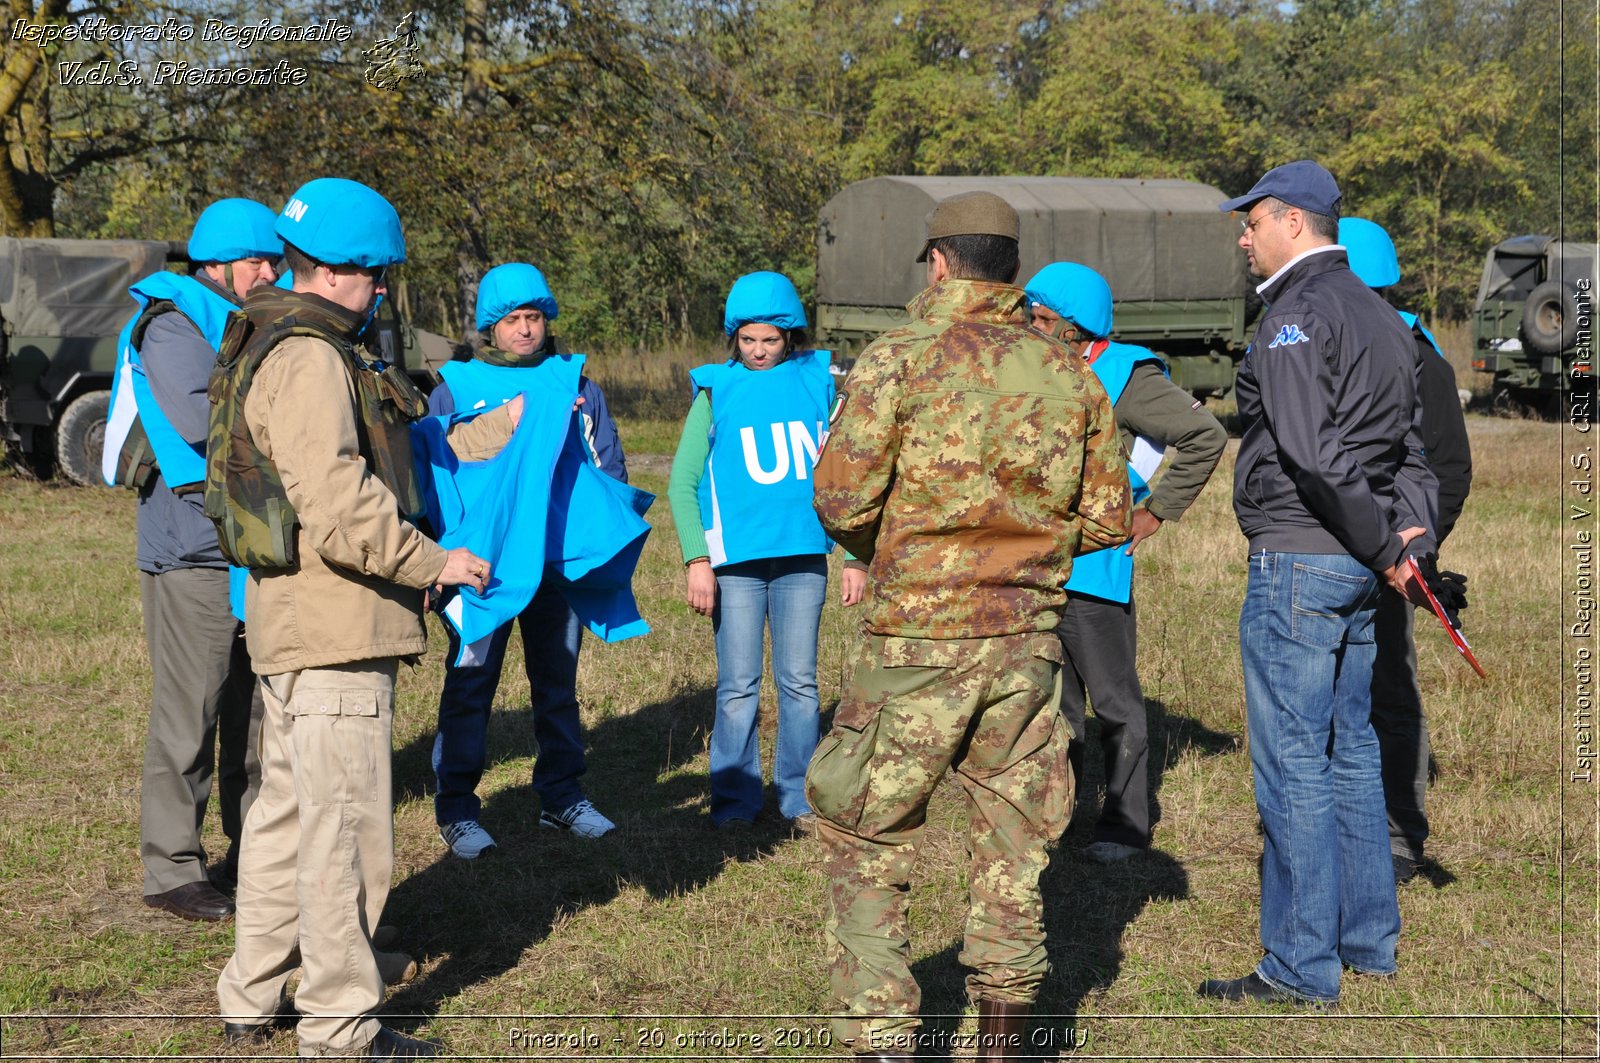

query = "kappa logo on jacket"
[1267,323,1311,348]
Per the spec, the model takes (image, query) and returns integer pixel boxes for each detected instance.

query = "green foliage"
[1328,56,1531,318]
[24,0,1576,337]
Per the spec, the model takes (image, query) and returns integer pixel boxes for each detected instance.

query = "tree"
[0,0,249,236]
[1327,57,1530,318]
[1023,0,1248,182]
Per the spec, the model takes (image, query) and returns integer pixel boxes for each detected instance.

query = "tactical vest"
[204,289,428,570]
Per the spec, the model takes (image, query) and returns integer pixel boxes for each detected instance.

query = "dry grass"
[0,405,1590,1060]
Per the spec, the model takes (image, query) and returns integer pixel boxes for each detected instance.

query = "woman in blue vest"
[668,271,865,831]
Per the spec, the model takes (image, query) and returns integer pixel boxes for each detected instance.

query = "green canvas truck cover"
[817,175,1247,310]
[0,237,175,340]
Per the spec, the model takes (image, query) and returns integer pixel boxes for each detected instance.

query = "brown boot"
[976,999,1029,1062]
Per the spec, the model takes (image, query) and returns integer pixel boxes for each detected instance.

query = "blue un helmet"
[274,178,406,267]
[1338,217,1401,290]
[188,198,282,263]
[723,271,806,336]
[1023,262,1114,339]
[475,263,559,331]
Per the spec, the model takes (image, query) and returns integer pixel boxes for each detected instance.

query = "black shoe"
[144,880,235,922]
[367,1025,442,1059]
[223,1004,296,1045]
[1393,853,1421,884]
[1196,972,1315,1005]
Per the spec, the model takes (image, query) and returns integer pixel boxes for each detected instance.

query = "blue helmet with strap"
[188,198,283,263]
[1023,262,1114,338]
[475,263,559,331]
[275,178,406,267]
[723,271,806,336]
[1338,217,1401,289]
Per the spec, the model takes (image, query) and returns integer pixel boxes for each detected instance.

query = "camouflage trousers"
[805,631,1074,1053]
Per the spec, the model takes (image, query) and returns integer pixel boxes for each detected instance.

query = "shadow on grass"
[903,698,1233,1055]
[383,686,796,1016]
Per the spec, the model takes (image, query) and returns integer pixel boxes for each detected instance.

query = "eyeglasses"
[1241,208,1290,235]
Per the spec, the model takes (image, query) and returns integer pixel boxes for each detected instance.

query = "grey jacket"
[1232,247,1438,571]
[136,301,233,574]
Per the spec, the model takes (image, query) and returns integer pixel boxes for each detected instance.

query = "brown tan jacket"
[242,335,511,674]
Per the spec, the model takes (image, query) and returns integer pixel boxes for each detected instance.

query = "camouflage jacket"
[814,279,1131,639]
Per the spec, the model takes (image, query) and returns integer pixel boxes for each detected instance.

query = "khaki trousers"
[217,659,396,1057]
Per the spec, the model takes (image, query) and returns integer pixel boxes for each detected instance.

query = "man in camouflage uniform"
[808,191,1131,1061]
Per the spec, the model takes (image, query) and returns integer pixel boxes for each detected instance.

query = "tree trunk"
[0,2,62,238]
[454,0,492,349]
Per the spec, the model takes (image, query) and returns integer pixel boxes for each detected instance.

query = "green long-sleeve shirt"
[667,391,716,563]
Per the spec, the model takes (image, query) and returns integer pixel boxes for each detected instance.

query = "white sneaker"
[538,799,615,838]
[440,820,497,859]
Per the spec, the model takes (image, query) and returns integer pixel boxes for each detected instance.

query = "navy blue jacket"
[1233,247,1438,571]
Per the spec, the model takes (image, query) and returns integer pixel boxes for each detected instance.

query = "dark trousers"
[1370,589,1430,861]
[1057,590,1150,848]
[432,581,587,825]
[139,567,261,894]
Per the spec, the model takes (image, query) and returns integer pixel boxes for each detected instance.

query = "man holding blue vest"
[212,179,511,1058]
[103,199,281,922]
[426,263,627,858]
[1339,217,1472,885]
[1199,161,1438,1006]
[1024,263,1226,864]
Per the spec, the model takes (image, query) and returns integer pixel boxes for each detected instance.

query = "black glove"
[1417,553,1468,626]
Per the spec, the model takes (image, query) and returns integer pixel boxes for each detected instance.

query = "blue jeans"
[710,555,827,823]
[1240,551,1399,1002]
[433,581,587,826]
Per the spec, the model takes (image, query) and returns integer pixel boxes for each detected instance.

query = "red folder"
[1407,556,1486,678]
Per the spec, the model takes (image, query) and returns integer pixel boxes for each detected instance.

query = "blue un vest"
[1065,341,1168,604]
[102,273,236,488]
[1397,310,1444,357]
[438,353,587,412]
[415,359,653,665]
[689,350,834,569]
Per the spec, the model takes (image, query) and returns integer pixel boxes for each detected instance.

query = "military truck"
[1471,235,1596,409]
[815,175,1253,397]
[0,237,454,485]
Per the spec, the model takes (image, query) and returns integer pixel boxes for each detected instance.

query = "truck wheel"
[1523,280,1578,355]
[55,390,111,486]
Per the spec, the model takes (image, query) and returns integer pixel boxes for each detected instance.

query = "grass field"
[0,351,1593,1060]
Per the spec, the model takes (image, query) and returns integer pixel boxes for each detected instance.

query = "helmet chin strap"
[363,291,385,336]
